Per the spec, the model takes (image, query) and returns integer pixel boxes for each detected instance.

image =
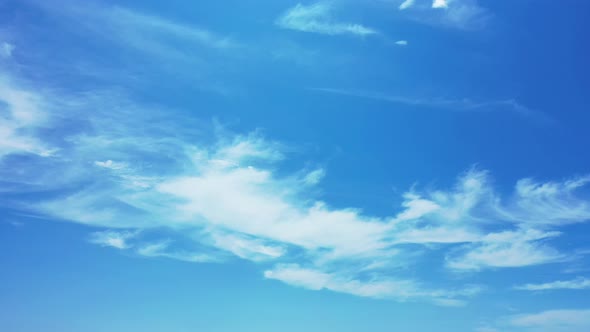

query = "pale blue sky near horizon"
[1,1,590,331]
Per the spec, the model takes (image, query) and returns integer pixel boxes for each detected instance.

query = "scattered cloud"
[0,42,15,58]
[264,264,480,305]
[0,76,56,158]
[103,6,236,50]
[310,87,548,121]
[397,0,490,30]
[395,40,408,46]
[276,3,377,36]
[303,168,326,186]
[446,229,564,271]
[212,232,286,262]
[475,327,500,332]
[31,2,236,63]
[2,72,589,305]
[497,176,590,226]
[89,230,137,249]
[136,241,218,263]
[515,277,590,291]
[508,309,590,332]
[95,160,128,170]
[399,0,417,10]
[432,0,449,9]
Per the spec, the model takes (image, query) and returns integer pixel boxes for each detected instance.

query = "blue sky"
[1,0,590,331]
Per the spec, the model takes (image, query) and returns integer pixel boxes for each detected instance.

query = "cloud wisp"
[310,87,547,120]
[397,0,490,30]
[399,0,417,10]
[508,309,590,332]
[277,3,377,36]
[1,74,589,305]
[0,76,56,158]
[515,277,590,291]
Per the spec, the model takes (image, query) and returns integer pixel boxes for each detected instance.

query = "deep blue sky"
[1,1,590,331]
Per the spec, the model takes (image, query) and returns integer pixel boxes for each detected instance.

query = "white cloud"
[0,77,55,158]
[509,309,590,331]
[515,277,590,291]
[33,3,236,63]
[36,128,590,300]
[6,74,588,303]
[303,168,326,185]
[89,230,137,249]
[276,3,377,36]
[310,88,545,120]
[497,176,590,226]
[395,40,408,46]
[397,0,489,30]
[264,264,479,304]
[106,7,235,49]
[137,241,217,263]
[394,227,480,244]
[211,232,286,262]
[447,229,564,271]
[0,42,15,58]
[394,192,441,221]
[399,0,416,10]
[433,0,449,9]
[475,327,500,332]
[435,0,489,29]
[95,160,128,170]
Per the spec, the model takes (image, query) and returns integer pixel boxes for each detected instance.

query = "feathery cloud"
[89,230,137,249]
[508,309,590,331]
[399,0,417,10]
[3,74,590,304]
[277,3,377,36]
[310,88,545,120]
[0,77,55,158]
[515,277,590,291]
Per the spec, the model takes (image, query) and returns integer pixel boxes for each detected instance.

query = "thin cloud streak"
[276,2,377,36]
[515,277,590,291]
[310,87,550,121]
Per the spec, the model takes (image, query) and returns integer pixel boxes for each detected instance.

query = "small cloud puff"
[432,0,449,8]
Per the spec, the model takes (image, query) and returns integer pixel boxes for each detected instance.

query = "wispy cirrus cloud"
[264,264,481,305]
[277,2,377,36]
[507,309,590,332]
[399,0,417,10]
[136,241,219,263]
[39,3,237,55]
[0,76,56,158]
[446,229,564,271]
[2,71,590,305]
[397,0,490,30]
[515,277,590,291]
[89,230,138,249]
[310,87,549,121]
[21,0,238,92]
